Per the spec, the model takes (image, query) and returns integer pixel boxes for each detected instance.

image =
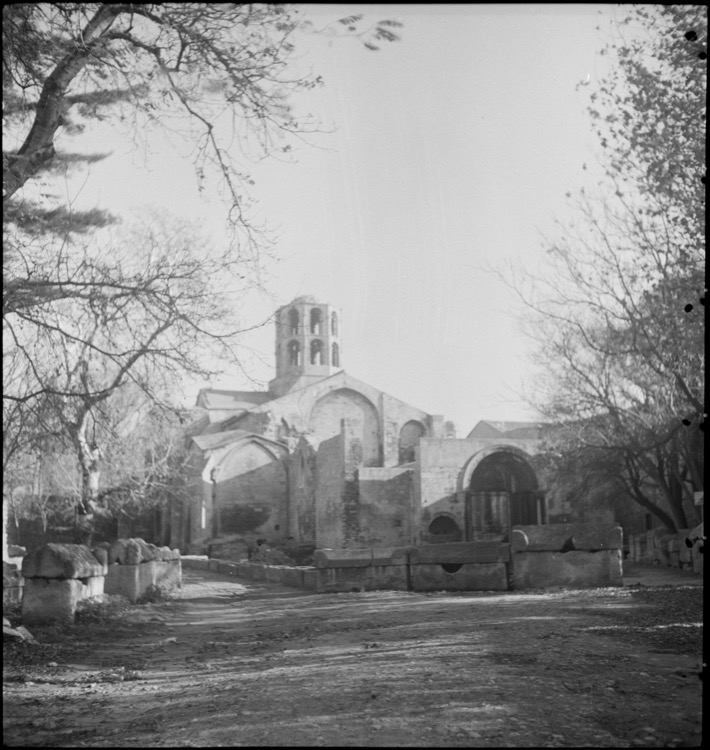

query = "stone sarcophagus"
[104,539,182,603]
[21,543,108,625]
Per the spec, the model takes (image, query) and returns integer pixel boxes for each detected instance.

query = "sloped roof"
[191,429,253,451]
[467,420,545,440]
[196,388,271,411]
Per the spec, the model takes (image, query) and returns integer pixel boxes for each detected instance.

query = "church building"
[180,296,546,557]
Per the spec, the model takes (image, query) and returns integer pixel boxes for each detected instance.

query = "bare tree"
[496,6,705,532]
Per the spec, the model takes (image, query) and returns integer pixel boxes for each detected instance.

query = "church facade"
[180,296,547,557]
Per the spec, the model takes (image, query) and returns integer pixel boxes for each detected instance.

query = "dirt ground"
[3,562,703,748]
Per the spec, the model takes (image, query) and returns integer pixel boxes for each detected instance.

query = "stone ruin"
[15,539,181,626]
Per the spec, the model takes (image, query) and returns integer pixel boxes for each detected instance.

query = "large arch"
[307,388,381,467]
[459,445,543,541]
[213,440,288,537]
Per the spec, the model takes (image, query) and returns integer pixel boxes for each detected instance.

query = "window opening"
[310,308,323,334]
[310,339,324,365]
[331,311,338,336]
[288,340,301,366]
[288,308,299,335]
[331,342,340,367]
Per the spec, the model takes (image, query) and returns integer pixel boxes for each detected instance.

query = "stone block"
[92,546,109,566]
[410,562,509,592]
[301,568,319,590]
[105,564,140,603]
[3,562,24,609]
[511,528,529,552]
[264,565,284,583]
[512,524,575,552]
[410,541,510,565]
[317,565,370,593]
[155,559,182,591]
[8,544,26,557]
[370,547,413,567]
[22,578,84,625]
[677,530,692,566]
[108,539,142,566]
[133,538,155,562]
[250,564,268,581]
[280,567,304,589]
[368,564,409,591]
[571,524,623,550]
[80,575,105,600]
[313,548,374,569]
[22,544,107,579]
[513,549,623,589]
[138,560,157,593]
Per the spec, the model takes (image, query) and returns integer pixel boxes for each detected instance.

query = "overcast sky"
[61,3,619,435]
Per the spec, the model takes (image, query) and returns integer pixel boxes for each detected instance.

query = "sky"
[53,3,620,435]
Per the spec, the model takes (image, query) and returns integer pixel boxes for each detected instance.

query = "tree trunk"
[4,6,121,201]
[72,412,103,547]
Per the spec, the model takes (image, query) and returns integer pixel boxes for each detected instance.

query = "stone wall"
[189,525,623,595]
[628,525,703,575]
[358,467,414,547]
[314,433,346,548]
[511,523,623,589]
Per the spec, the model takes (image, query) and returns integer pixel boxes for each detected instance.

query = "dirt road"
[3,564,703,747]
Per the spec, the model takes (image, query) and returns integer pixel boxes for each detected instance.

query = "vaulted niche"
[466,450,543,542]
[398,420,426,464]
[310,307,323,334]
[310,339,324,365]
[331,342,340,367]
[331,311,338,336]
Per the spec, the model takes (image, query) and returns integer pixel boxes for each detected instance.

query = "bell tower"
[268,295,342,397]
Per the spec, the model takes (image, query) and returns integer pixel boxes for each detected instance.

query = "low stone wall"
[628,526,703,575]
[511,523,623,589]
[184,524,627,594]
[182,556,319,590]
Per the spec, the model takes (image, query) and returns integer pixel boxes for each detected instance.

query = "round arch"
[458,445,544,541]
[307,388,381,467]
[458,445,537,493]
[398,419,426,464]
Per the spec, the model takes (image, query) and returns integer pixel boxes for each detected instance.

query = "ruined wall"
[288,438,317,545]
[314,433,346,549]
[378,391,440,467]
[357,466,415,547]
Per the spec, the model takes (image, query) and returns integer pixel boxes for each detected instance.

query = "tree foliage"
[512,5,705,532]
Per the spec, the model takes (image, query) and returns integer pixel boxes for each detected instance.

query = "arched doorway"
[464,448,544,542]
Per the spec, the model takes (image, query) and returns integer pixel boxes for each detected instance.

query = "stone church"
[180,296,547,557]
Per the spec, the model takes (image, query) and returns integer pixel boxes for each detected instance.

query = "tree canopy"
[514,5,705,532]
